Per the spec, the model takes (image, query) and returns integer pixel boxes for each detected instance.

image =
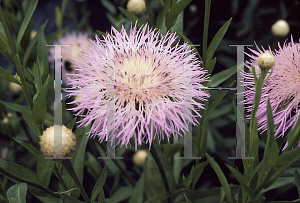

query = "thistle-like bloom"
[49,32,91,84]
[67,24,209,149]
[243,37,300,140]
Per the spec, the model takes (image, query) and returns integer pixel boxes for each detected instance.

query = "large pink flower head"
[67,24,210,149]
[49,32,92,84]
[243,36,300,140]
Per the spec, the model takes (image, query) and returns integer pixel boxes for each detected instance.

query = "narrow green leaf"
[184,194,192,203]
[226,164,255,201]
[144,188,187,203]
[128,173,145,203]
[16,0,38,53]
[91,164,108,203]
[37,154,55,188]
[31,74,50,128]
[13,138,41,159]
[262,97,278,171]
[59,194,82,203]
[100,0,116,14]
[145,0,154,27]
[156,0,171,29]
[0,7,16,55]
[202,0,211,68]
[190,161,208,189]
[108,187,133,203]
[165,0,192,29]
[7,183,27,203]
[206,18,232,64]
[118,7,146,28]
[0,66,21,84]
[294,170,300,198]
[0,101,40,137]
[206,153,235,203]
[34,58,42,93]
[96,30,106,37]
[208,65,237,87]
[66,117,77,130]
[162,143,183,157]
[0,158,43,187]
[284,116,300,151]
[23,20,48,68]
[37,32,49,81]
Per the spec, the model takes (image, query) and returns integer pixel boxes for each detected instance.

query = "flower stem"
[61,159,91,203]
[148,143,171,203]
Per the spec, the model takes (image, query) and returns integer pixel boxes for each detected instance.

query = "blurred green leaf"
[66,117,77,130]
[31,74,50,128]
[37,32,49,81]
[183,161,208,189]
[91,164,107,203]
[145,0,154,27]
[208,65,237,87]
[284,116,300,151]
[162,143,183,157]
[226,164,255,201]
[295,170,300,198]
[34,59,42,94]
[108,187,133,203]
[16,0,38,53]
[165,0,192,29]
[23,20,48,68]
[37,154,55,188]
[0,66,21,84]
[59,194,82,203]
[156,0,171,29]
[6,183,27,203]
[0,158,43,187]
[129,173,145,203]
[96,30,106,37]
[13,138,41,159]
[206,18,232,65]
[206,154,236,203]
[100,0,116,14]
[144,188,187,203]
[184,194,192,203]
[118,7,146,28]
[0,101,40,137]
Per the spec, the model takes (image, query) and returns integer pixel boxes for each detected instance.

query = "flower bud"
[9,82,22,94]
[30,30,37,39]
[271,20,290,37]
[132,149,148,167]
[39,125,77,158]
[257,51,275,70]
[127,0,146,15]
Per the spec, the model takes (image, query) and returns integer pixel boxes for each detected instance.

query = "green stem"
[53,164,68,191]
[202,0,211,68]
[148,143,171,203]
[61,159,91,203]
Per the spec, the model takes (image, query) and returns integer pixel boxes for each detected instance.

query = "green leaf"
[165,0,192,29]
[37,32,49,81]
[145,0,154,27]
[66,117,77,130]
[16,0,38,53]
[108,187,133,203]
[13,138,41,159]
[59,194,82,203]
[96,30,106,37]
[31,74,50,128]
[295,170,300,198]
[206,154,236,203]
[0,158,43,187]
[118,7,146,28]
[208,65,237,87]
[284,116,300,151]
[91,164,107,203]
[34,59,42,94]
[0,66,21,84]
[184,194,192,203]
[202,0,211,68]
[144,189,187,203]
[226,164,255,201]
[128,173,145,203]
[100,0,116,14]
[162,143,183,157]
[206,18,232,65]
[0,101,40,137]
[7,183,27,203]
[37,154,55,188]
[23,20,48,68]
[262,97,278,171]
[156,0,171,29]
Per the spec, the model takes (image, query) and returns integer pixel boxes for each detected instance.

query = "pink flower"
[49,32,92,84]
[243,36,300,140]
[67,24,210,149]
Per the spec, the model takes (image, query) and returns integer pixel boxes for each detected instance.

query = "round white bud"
[39,125,77,158]
[271,20,290,37]
[257,50,275,70]
[9,82,22,94]
[132,149,149,167]
[127,0,146,15]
